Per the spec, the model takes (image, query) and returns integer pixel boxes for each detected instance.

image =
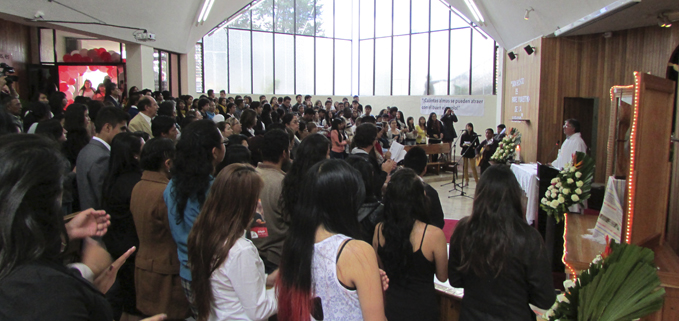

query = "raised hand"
[65,209,111,240]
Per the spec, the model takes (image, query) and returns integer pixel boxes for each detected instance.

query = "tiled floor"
[429,179,476,221]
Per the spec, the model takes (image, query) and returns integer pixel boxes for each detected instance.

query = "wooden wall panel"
[0,18,32,99]
[532,24,679,183]
[503,38,542,162]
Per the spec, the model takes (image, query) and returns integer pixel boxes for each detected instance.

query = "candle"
[516,145,521,163]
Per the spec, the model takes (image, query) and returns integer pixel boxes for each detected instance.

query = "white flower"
[575,188,582,195]
[570,166,577,173]
[575,172,582,178]
[550,200,559,208]
[550,178,558,184]
[548,186,554,191]
[567,178,574,184]
[558,196,565,204]
[571,194,580,202]
[563,188,570,195]
[541,198,548,205]
[559,187,563,192]
[545,190,552,197]
[556,182,562,188]
[557,293,569,304]
[576,181,584,188]
[563,279,576,290]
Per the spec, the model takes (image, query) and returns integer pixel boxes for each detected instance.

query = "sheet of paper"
[389,141,404,162]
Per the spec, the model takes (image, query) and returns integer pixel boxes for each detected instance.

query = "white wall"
[126,44,156,90]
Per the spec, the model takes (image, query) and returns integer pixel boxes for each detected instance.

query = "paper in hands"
[388,141,407,163]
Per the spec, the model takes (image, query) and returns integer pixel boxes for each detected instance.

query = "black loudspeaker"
[508,52,517,60]
[524,45,535,55]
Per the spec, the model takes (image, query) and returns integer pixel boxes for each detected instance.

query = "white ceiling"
[1,0,678,53]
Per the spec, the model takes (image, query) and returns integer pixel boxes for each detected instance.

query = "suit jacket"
[128,113,153,137]
[131,171,190,319]
[76,139,110,210]
[104,95,121,109]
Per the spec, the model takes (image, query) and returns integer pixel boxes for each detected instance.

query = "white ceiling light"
[196,0,216,26]
[463,0,485,24]
[524,8,534,21]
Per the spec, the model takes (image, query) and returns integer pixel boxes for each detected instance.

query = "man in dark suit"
[403,146,446,229]
[104,82,122,109]
[76,107,128,210]
[350,123,396,201]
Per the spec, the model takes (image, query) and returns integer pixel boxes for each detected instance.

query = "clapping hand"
[379,269,389,291]
[65,209,111,240]
[93,246,135,294]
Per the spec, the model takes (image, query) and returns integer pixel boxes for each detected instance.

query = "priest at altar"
[550,119,587,169]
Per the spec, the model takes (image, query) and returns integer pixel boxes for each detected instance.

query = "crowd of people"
[0,77,556,321]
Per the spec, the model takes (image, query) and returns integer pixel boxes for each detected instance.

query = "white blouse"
[208,232,277,321]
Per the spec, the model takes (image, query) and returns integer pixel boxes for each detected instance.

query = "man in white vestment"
[551,119,587,169]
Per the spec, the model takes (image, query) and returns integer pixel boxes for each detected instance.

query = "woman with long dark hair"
[101,132,145,320]
[281,134,330,220]
[165,119,225,315]
[188,164,277,321]
[261,103,273,127]
[416,116,427,144]
[426,112,443,144]
[448,165,555,320]
[277,160,385,321]
[460,122,479,186]
[79,79,95,98]
[374,168,448,321]
[329,118,347,159]
[240,109,257,137]
[441,107,458,143]
[404,116,417,145]
[49,91,68,118]
[62,103,92,168]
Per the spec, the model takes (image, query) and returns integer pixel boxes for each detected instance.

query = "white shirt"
[139,112,152,126]
[92,136,111,151]
[552,132,587,169]
[208,232,277,321]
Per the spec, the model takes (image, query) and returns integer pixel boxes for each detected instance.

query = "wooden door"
[563,97,595,156]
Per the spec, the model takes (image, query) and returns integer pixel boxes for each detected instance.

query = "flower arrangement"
[543,239,665,321]
[489,128,521,163]
[539,152,594,223]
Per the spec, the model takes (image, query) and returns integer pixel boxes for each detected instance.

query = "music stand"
[449,133,479,199]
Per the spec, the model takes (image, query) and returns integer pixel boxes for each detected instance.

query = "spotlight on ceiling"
[508,52,518,61]
[658,13,672,28]
[524,45,536,55]
[524,7,534,20]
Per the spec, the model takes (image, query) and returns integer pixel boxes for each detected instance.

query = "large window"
[197,0,497,96]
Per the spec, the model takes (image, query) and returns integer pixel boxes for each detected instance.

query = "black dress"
[379,225,439,321]
[102,170,143,317]
[459,132,479,158]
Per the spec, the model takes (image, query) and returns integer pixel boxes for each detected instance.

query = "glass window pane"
[296,0,315,35]
[359,40,374,96]
[471,32,494,95]
[374,37,391,95]
[429,31,448,95]
[274,0,295,33]
[316,0,333,37]
[40,29,54,63]
[203,29,228,95]
[296,36,314,94]
[335,40,352,96]
[410,34,428,95]
[316,38,333,95]
[230,11,251,29]
[359,0,374,39]
[449,28,470,95]
[430,0,450,31]
[229,29,252,93]
[451,11,469,29]
[375,0,392,38]
[411,0,429,33]
[392,35,409,95]
[393,0,410,36]
[335,0,353,39]
[275,34,294,94]
[153,50,160,91]
[195,42,204,93]
[160,52,169,91]
[253,32,274,94]
[252,0,274,31]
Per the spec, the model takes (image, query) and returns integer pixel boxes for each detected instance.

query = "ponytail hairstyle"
[380,168,429,281]
[277,160,365,321]
[188,164,263,321]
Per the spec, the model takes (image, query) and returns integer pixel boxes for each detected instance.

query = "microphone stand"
[441,134,461,187]
[449,132,479,199]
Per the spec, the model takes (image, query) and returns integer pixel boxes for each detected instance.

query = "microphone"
[547,140,560,161]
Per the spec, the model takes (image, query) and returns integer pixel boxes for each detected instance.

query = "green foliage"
[229,0,323,36]
[547,241,665,321]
